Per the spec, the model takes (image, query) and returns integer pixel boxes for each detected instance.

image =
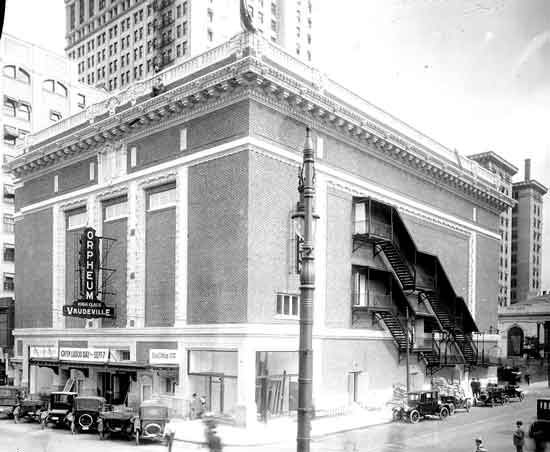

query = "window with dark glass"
[3,273,14,291]
[3,245,14,262]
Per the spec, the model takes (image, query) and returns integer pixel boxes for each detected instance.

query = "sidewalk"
[172,406,393,447]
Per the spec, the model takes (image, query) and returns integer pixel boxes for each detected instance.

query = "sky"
[3,0,550,289]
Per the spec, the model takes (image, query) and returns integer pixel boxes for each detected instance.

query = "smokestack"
[525,158,531,181]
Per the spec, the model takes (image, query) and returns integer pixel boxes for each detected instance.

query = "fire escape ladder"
[374,310,409,354]
[375,240,416,292]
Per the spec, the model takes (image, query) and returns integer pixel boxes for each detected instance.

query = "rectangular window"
[3,245,14,262]
[147,185,176,211]
[54,174,59,193]
[104,199,128,221]
[67,210,87,230]
[179,127,188,152]
[276,293,299,317]
[3,215,13,234]
[129,146,137,167]
[3,185,14,203]
[3,273,14,292]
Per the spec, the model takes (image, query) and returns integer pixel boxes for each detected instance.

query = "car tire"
[519,393,525,402]
[409,410,420,424]
[135,430,140,446]
[439,407,449,420]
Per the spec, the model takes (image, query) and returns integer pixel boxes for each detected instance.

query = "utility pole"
[296,127,316,452]
[406,306,410,393]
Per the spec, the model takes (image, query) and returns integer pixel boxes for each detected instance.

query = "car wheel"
[439,407,449,420]
[519,392,525,402]
[409,410,420,424]
[135,430,140,446]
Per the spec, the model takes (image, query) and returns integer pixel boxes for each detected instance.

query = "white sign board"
[59,347,109,362]
[30,345,58,359]
[149,349,180,365]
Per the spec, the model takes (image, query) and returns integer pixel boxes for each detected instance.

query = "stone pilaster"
[52,204,66,329]
[237,345,257,427]
[174,166,188,327]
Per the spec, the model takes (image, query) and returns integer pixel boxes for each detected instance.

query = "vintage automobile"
[475,384,509,407]
[97,407,136,440]
[41,391,77,429]
[13,394,48,423]
[71,396,106,434]
[134,402,169,445]
[530,399,550,441]
[498,366,522,385]
[503,384,525,402]
[0,386,22,418]
[440,394,473,414]
[392,391,452,423]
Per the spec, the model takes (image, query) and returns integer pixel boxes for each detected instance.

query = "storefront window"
[188,350,238,376]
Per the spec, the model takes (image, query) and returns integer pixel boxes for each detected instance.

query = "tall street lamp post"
[294,127,316,452]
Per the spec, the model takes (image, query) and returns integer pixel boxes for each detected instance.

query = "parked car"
[71,396,106,434]
[530,399,550,442]
[476,384,509,407]
[41,392,77,429]
[134,402,169,445]
[0,386,23,418]
[392,391,452,423]
[97,407,136,440]
[440,394,473,414]
[14,394,48,423]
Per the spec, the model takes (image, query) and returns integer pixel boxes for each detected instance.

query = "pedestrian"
[514,421,525,452]
[525,373,531,386]
[163,418,177,452]
[474,437,488,452]
[204,416,223,452]
[190,393,206,419]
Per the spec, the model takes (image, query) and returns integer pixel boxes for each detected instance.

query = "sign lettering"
[149,349,180,365]
[59,347,109,362]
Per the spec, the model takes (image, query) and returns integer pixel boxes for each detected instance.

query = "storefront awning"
[30,358,179,373]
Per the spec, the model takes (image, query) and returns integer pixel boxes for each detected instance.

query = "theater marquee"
[62,227,116,319]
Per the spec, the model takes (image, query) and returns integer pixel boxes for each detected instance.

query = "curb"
[173,418,393,447]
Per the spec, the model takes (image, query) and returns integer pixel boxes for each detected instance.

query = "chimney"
[525,158,531,181]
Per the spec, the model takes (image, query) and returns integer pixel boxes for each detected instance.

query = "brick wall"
[15,208,53,328]
[247,152,299,323]
[187,152,248,323]
[325,188,353,328]
[476,234,499,330]
[16,157,97,209]
[401,214,469,299]
[127,100,250,173]
[145,207,176,327]
[102,217,127,328]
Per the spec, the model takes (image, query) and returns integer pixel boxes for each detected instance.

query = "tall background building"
[65,0,314,91]
[0,33,105,379]
[511,159,547,303]
[469,152,518,307]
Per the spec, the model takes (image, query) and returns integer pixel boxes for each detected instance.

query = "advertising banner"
[149,349,180,365]
[29,345,59,359]
[59,347,109,362]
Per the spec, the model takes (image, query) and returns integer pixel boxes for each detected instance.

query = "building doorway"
[98,372,132,404]
[508,326,524,357]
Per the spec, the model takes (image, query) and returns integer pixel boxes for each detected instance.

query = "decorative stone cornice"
[7,32,512,211]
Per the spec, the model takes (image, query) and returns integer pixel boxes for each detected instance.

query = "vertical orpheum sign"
[62,227,115,319]
[80,227,99,300]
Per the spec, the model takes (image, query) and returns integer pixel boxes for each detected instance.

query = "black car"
[134,402,169,445]
[41,391,78,429]
[392,391,452,423]
[440,394,473,413]
[14,394,48,423]
[0,386,22,418]
[476,384,509,407]
[530,399,550,441]
[98,407,136,440]
[71,396,106,434]
[503,384,525,402]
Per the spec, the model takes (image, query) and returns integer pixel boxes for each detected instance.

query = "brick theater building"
[7,33,512,423]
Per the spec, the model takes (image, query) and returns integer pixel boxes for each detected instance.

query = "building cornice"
[7,32,512,212]
[513,179,548,195]
[469,151,519,176]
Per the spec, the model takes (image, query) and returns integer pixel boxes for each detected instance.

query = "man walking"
[513,421,526,452]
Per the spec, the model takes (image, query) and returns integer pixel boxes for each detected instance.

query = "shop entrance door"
[209,375,224,413]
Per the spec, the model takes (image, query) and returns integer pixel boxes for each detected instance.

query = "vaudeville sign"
[62,227,115,319]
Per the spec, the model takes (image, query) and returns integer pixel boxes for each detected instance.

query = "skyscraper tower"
[65,0,314,91]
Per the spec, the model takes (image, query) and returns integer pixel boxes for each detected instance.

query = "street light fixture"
[293,127,318,452]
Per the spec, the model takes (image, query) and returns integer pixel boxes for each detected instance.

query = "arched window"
[17,103,31,121]
[43,79,55,93]
[3,65,15,79]
[17,68,30,84]
[507,326,524,357]
[56,82,68,97]
[3,98,16,117]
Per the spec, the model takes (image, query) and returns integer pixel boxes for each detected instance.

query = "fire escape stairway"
[422,291,453,331]
[375,241,415,291]
[375,311,409,352]
[453,330,477,364]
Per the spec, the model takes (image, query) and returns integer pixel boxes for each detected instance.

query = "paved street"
[0,386,547,452]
